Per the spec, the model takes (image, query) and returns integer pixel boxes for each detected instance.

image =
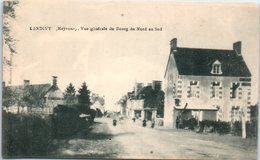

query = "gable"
[164,51,179,78]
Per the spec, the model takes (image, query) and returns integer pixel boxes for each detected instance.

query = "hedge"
[2,111,53,157]
[51,104,96,138]
[2,104,97,158]
[182,118,257,137]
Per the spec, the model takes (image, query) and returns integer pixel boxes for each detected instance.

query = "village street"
[52,118,257,159]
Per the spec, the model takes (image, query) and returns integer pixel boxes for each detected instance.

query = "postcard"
[2,0,259,159]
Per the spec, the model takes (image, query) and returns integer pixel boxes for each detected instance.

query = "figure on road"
[142,119,147,127]
[113,119,117,126]
[176,116,180,129]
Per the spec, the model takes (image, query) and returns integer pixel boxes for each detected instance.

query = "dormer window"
[211,60,222,75]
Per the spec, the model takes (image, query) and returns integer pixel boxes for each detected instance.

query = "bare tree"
[2,87,16,112]
[22,85,47,113]
[3,1,19,84]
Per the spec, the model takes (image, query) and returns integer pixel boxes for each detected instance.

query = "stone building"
[3,76,63,114]
[164,38,251,128]
[125,81,164,121]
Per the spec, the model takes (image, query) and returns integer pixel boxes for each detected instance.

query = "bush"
[52,104,96,138]
[2,111,53,158]
[246,120,257,137]
[181,117,257,137]
[216,120,257,137]
[2,104,97,157]
[197,120,231,135]
[230,120,257,137]
[183,118,198,130]
[215,121,231,135]
[231,121,242,136]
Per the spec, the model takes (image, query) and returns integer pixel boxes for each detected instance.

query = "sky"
[3,0,259,110]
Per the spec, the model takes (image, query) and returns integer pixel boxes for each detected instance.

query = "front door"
[145,111,152,121]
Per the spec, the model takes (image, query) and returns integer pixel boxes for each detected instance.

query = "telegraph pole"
[242,107,246,139]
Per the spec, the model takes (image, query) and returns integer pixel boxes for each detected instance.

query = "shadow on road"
[62,120,135,141]
[51,119,126,158]
[75,129,135,140]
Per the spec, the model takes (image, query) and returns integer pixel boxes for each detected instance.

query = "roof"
[6,83,51,95]
[138,86,152,95]
[91,94,105,105]
[166,47,251,77]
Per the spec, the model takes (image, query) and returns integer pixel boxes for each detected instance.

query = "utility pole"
[241,107,246,139]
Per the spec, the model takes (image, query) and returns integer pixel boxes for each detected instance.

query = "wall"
[126,99,144,118]
[202,111,217,121]
[45,88,64,114]
[164,54,251,128]
[164,52,179,128]
[179,75,251,122]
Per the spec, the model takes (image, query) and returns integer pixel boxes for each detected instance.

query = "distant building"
[90,95,105,115]
[164,38,251,128]
[125,81,164,121]
[3,76,63,114]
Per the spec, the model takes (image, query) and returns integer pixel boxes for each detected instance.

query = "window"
[211,82,222,99]
[187,81,199,98]
[230,83,240,99]
[172,83,176,96]
[211,60,222,75]
[231,106,241,121]
[176,80,182,98]
[175,99,180,106]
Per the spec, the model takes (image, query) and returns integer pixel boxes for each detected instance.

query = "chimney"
[233,41,241,56]
[24,80,30,86]
[134,83,143,96]
[52,76,58,87]
[152,80,162,91]
[170,38,177,52]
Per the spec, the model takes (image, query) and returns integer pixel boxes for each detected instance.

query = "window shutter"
[238,87,242,99]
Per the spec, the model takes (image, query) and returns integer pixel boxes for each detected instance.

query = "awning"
[133,108,157,111]
[175,105,218,111]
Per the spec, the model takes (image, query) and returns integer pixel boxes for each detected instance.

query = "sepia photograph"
[2,0,259,159]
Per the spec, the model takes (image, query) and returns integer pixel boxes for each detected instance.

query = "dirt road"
[53,118,257,159]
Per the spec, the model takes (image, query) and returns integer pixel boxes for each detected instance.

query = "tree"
[140,86,165,118]
[117,95,128,116]
[22,85,47,112]
[63,83,77,105]
[12,88,24,113]
[3,1,19,84]
[3,1,19,56]
[2,87,16,111]
[77,82,91,106]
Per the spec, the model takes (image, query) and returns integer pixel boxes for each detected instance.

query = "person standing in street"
[176,116,180,129]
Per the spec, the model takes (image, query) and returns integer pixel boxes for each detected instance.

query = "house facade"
[164,38,251,128]
[91,100,105,115]
[125,81,163,121]
[3,76,63,114]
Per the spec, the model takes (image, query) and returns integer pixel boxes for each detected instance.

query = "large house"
[164,38,251,128]
[3,76,63,114]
